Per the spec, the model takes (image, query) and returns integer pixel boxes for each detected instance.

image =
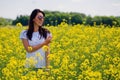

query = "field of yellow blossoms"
[0,23,120,80]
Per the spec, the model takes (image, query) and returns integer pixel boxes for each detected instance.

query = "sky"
[0,0,120,19]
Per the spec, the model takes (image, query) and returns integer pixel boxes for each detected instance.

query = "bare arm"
[21,36,52,53]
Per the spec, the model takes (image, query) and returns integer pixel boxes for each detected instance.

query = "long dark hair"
[27,9,50,40]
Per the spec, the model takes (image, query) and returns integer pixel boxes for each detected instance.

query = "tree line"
[0,10,120,27]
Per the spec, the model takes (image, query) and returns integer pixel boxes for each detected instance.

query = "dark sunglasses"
[38,16,44,20]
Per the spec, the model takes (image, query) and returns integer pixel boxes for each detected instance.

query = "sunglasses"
[38,16,44,20]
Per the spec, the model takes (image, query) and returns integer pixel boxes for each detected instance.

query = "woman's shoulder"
[20,30,28,35]
[42,28,50,33]
[20,30,28,39]
[21,30,28,33]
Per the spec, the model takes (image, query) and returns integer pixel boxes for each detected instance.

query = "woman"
[20,9,52,69]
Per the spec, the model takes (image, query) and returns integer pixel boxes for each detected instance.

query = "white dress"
[20,30,51,68]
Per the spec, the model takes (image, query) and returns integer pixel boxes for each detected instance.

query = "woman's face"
[33,12,44,27]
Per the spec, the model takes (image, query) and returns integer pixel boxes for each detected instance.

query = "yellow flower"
[26,57,37,67]
[42,45,49,51]
[1,23,120,79]
[28,46,32,51]
[16,22,23,27]
[21,76,27,80]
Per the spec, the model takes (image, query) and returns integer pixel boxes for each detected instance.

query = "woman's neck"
[34,25,39,32]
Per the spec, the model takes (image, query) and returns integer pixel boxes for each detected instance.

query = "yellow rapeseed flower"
[42,45,49,52]
[16,22,23,27]
[28,46,32,51]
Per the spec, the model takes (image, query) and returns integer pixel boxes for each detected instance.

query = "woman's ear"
[33,19,35,22]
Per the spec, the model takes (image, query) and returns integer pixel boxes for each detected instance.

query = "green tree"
[70,13,83,24]
[0,17,12,26]
[12,15,29,26]
[85,16,93,25]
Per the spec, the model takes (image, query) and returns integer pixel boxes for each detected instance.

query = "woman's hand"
[22,35,52,53]
[43,36,52,45]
